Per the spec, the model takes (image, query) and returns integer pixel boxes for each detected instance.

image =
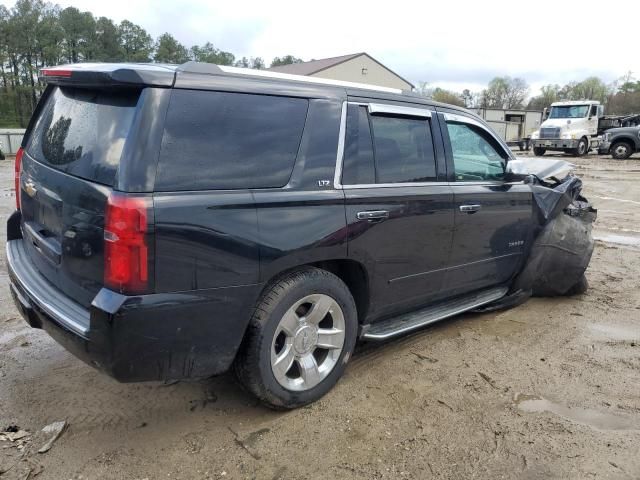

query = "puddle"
[514,394,638,431]
[593,233,640,247]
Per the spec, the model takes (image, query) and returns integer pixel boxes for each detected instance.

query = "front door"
[439,112,533,297]
[340,102,455,319]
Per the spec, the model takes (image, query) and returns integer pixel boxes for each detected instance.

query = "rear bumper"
[7,238,260,382]
[533,139,579,150]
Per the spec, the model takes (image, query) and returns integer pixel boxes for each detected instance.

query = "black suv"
[7,62,564,408]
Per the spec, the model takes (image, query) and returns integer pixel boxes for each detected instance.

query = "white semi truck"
[531,100,604,156]
[531,100,640,157]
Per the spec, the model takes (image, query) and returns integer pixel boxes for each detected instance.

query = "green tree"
[481,76,529,109]
[431,87,465,107]
[189,42,234,65]
[59,6,95,62]
[118,20,152,62]
[250,57,265,69]
[94,17,121,61]
[154,32,189,63]
[270,55,303,67]
[527,84,561,110]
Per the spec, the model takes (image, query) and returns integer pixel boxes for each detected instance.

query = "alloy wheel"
[270,294,345,391]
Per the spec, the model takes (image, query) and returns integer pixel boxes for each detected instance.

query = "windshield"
[549,105,589,119]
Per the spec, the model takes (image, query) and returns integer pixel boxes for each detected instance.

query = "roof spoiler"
[39,63,177,88]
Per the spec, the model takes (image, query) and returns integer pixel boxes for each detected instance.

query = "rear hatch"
[19,85,141,307]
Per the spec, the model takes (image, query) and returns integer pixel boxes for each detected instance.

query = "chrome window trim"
[368,103,432,118]
[342,181,451,190]
[334,101,439,189]
[333,101,348,188]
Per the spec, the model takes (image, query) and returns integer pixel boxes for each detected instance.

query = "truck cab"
[531,100,604,156]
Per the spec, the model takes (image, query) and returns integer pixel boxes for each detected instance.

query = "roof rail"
[177,61,404,94]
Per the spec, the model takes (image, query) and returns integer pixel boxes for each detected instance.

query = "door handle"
[356,210,389,222]
[459,204,481,213]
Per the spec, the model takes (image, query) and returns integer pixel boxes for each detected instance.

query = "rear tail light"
[14,147,23,210]
[104,193,153,295]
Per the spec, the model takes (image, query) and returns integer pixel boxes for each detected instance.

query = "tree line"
[0,0,304,127]
[2,0,639,128]
[419,74,640,116]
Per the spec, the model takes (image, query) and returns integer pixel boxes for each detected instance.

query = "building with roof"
[267,52,414,91]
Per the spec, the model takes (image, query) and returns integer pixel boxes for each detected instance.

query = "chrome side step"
[361,286,508,341]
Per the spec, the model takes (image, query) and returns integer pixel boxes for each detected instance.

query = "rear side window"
[156,90,308,191]
[26,86,140,186]
[371,115,436,183]
[341,104,437,185]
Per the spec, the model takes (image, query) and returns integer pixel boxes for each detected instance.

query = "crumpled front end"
[478,159,597,311]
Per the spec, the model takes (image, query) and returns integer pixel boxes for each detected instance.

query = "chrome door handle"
[459,204,481,213]
[356,210,390,222]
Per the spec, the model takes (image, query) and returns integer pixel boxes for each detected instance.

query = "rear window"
[155,90,309,191]
[26,86,140,186]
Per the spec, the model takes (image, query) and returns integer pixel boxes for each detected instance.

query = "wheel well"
[611,137,634,147]
[309,260,370,324]
[260,260,371,324]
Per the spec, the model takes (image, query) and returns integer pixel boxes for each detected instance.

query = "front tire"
[572,137,589,157]
[611,141,633,160]
[533,146,546,156]
[234,267,357,409]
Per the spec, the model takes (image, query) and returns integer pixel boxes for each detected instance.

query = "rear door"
[340,102,454,319]
[19,85,143,307]
[439,112,533,296]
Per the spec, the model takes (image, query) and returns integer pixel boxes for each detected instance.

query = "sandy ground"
[0,152,639,480]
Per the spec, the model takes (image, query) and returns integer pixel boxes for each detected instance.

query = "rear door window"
[341,104,437,185]
[155,90,309,191]
[371,115,436,183]
[26,86,140,186]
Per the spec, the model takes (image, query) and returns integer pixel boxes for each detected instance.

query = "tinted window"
[156,90,308,191]
[26,86,139,186]
[371,115,436,183]
[342,105,375,185]
[446,122,506,181]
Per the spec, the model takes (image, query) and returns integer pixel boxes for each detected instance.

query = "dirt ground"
[0,152,639,480]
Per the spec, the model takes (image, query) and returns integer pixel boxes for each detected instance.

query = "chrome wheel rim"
[579,141,587,155]
[270,294,345,391]
[614,144,628,157]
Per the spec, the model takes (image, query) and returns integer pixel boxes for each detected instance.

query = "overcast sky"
[7,0,639,95]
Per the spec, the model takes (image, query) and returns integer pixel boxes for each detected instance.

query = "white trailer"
[474,108,543,151]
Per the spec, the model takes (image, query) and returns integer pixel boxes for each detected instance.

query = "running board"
[361,286,508,341]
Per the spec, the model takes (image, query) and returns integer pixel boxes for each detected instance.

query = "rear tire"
[610,141,633,160]
[533,147,546,156]
[572,137,589,157]
[234,267,357,409]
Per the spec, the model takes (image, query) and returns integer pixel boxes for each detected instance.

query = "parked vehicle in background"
[531,100,603,156]
[474,108,542,151]
[531,100,640,157]
[598,126,640,159]
[6,62,594,409]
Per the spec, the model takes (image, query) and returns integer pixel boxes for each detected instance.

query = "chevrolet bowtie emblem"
[24,180,37,198]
